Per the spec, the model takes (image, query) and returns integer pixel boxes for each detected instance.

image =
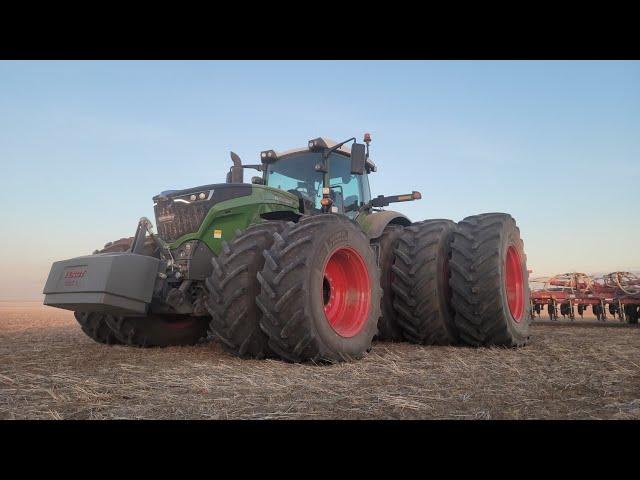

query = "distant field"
[1,302,638,419]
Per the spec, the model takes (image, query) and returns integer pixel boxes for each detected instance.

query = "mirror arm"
[322,137,356,159]
[241,164,263,172]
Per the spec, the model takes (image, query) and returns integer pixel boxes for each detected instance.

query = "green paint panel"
[356,210,374,234]
[167,185,299,255]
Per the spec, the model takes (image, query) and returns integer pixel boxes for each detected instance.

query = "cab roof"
[273,137,377,172]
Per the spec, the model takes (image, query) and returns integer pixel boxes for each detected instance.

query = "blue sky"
[0,60,638,299]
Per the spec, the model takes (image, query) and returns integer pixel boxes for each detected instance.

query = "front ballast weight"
[43,248,161,316]
[43,217,187,317]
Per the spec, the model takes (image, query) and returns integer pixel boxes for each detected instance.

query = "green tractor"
[43,134,531,362]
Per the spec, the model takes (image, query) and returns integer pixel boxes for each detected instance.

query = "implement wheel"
[625,304,639,324]
[593,304,603,321]
[257,215,382,363]
[105,314,209,347]
[205,222,286,358]
[449,213,531,346]
[391,219,459,345]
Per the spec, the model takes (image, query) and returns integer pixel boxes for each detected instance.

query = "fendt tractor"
[44,135,531,362]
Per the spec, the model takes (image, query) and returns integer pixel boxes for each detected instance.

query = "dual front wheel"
[72,236,210,348]
[74,311,209,347]
[206,215,381,362]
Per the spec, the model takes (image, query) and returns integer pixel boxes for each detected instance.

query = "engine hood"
[153,183,253,243]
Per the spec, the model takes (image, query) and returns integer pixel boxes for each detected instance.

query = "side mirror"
[350,142,366,175]
[251,176,264,185]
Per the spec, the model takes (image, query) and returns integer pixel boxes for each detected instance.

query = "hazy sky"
[1,60,638,300]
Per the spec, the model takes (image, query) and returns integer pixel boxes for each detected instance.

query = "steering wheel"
[343,195,359,213]
[288,188,318,213]
[287,188,308,199]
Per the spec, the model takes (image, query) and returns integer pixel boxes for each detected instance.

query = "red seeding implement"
[530,272,640,324]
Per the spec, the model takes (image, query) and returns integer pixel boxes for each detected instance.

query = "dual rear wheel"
[449,213,530,346]
[379,213,531,347]
[390,220,458,345]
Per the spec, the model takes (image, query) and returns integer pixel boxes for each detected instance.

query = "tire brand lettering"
[327,230,348,249]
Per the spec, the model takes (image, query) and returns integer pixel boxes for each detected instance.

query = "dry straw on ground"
[1,302,638,419]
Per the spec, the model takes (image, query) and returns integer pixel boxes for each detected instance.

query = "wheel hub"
[505,245,524,322]
[322,247,371,337]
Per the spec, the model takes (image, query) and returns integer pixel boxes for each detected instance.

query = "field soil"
[1,301,639,419]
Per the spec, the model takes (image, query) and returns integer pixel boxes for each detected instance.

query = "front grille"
[154,201,211,243]
[152,183,252,243]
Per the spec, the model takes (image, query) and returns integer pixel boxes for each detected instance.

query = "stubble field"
[1,301,638,420]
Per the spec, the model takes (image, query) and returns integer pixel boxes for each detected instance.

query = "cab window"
[266,151,371,218]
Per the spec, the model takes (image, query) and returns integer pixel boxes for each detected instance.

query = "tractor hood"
[152,183,253,205]
[152,183,299,244]
[152,183,253,243]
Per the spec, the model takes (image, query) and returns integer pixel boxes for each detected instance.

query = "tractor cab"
[259,136,376,218]
[224,134,420,224]
[263,149,372,218]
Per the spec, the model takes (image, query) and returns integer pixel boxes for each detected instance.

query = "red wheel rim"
[322,247,371,337]
[505,245,524,322]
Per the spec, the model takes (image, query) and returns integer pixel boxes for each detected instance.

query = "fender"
[358,210,411,239]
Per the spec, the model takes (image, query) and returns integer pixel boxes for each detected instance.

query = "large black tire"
[372,224,405,341]
[74,312,122,345]
[72,238,141,344]
[450,213,531,346]
[105,314,210,347]
[257,215,382,363]
[391,220,459,345]
[205,222,286,358]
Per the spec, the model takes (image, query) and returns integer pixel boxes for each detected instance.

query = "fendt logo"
[63,268,87,287]
[64,269,87,279]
